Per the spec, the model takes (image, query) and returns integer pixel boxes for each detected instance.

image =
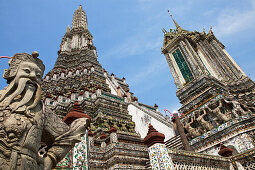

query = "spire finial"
[203,27,205,33]
[71,5,88,30]
[161,27,167,34]
[168,10,181,31]
[209,26,213,34]
[66,25,70,33]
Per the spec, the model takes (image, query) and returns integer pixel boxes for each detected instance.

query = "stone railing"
[230,148,255,169]
[168,149,230,170]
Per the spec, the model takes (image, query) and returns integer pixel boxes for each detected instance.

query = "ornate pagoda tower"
[162,13,255,157]
[42,5,174,169]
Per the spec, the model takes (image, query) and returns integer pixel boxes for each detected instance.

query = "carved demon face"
[0,53,44,115]
[15,62,43,84]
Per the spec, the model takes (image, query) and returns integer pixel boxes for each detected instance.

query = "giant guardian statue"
[0,52,90,169]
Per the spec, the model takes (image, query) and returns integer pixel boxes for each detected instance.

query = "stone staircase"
[165,135,183,150]
[145,161,151,170]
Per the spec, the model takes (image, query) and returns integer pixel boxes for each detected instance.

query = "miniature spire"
[63,101,91,125]
[161,27,167,34]
[66,25,70,33]
[209,26,213,34]
[144,124,165,147]
[168,10,181,31]
[161,28,166,34]
[71,5,88,30]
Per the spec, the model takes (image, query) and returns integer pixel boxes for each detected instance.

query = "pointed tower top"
[209,26,213,34]
[144,124,165,147]
[66,25,70,33]
[71,5,88,30]
[202,27,206,35]
[168,10,181,31]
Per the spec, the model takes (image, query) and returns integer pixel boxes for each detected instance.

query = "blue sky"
[0,0,255,114]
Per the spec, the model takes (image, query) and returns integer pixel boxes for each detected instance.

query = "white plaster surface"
[106,77,117,95]
[128,104,175,141]
[105,72,175,141]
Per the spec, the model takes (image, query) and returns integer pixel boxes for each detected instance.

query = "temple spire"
[66,25,70,33]
[71,5,88,30]
[168,10,182,31]
[209,26,213,34]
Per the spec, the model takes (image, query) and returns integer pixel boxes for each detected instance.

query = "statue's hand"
[44,156,53,170]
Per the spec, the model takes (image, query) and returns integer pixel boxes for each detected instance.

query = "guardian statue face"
[0,52,89,170]
[0,52,45,114]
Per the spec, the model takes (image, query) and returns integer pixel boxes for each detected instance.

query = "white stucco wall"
[128,104,175,141]
[106,75,175,141]
[106,78,117,95]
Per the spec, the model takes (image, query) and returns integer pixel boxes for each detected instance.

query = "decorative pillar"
[179,40,200,77]
[88,131,94,150]
[117,86,121,97]
[96,85,102,96]
[84,68,87,74]
[168,53,186,86]
[144,124,174,170]
[91,66,95,72]
[62,101,91,170]
[45,93,52,105]
[126,88,132,103]
[72,132,89,169]
[76,68,80,75]
[53,73,57,80]
[57,94,63,103]
[45,75,50,81]
[111,73,115,80]
[100,132,107,148]
[164,53,182,89]
[173,113,192,151]
[123,94,128,102]
[91,91,96,99]
[103,70,107,77]
[133,97,138,104]
[84,88,90,98]
[122,77,126,83]
[78,91,84,101]
[154,104,159,112]
[109,126,118,144]
[61,72,65,79]
[68,70,72,77]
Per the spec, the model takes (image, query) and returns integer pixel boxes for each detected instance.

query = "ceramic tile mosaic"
[72,134,89,170]
[148,143,174,170]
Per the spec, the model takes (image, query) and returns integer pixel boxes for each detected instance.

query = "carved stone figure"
[238,97,255,113]
[184,117,201,138]
[101,117,110,130]
[224,95,246,118]
[207,99,230,122]
[196,109,213,131]
[0,52,90,170]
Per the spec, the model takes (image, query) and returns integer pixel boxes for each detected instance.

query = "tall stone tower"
[42,5,174,169]
[162,14,255,156]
